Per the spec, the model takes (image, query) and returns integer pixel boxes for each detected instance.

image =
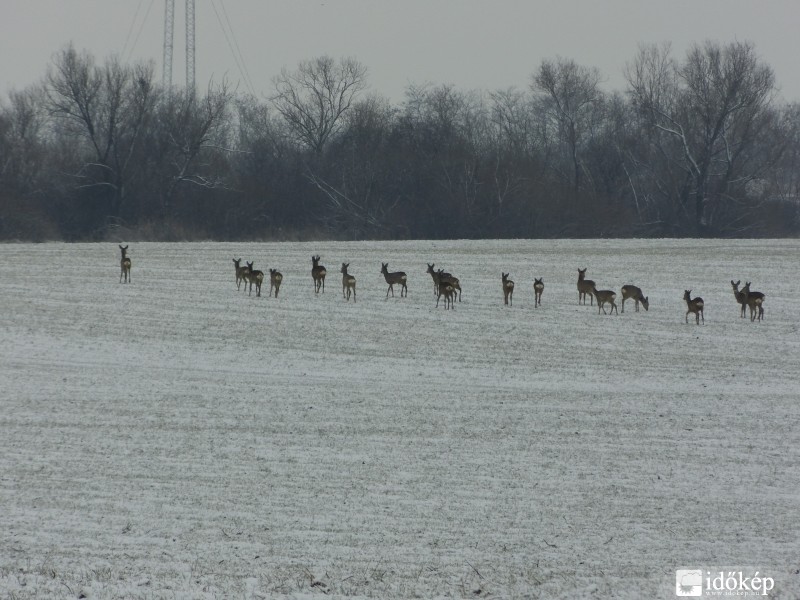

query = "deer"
[731,280,748,318]
[426,263,441,296]
[533,278,544,307]
[593,287,618,315]
[577,268,595,305]
[741,282,765,322]
[119,245,132,283]
[233,258,250,291]
[340,263,356,302]
[311,255,326,293]
[436,280,455,310]
[620,285,649,313]
[684,290,704,324]
[437,269,462,302]
[502,272,515,306]
[381,263,408,298]
[245,261,264,297]
[269,268,283,298]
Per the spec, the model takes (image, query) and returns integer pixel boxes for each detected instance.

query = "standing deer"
[436,281,455,309]
[233,258,250,291]
[593,287,618,315]
[502,272,515,306]
[119,245,132,283]
[311,255,326,293]
[620,285,649,313]
[269,268,283,298]
[427,263,441,296]
[577,268,595,305]
[684,290,704,324]
[341,263,356,302]
[731,280,747,318]
[381,263,407,298]
[437,269,462,302]
[741,282,765,322]
[533,278,544,307]
[246,261,264,297]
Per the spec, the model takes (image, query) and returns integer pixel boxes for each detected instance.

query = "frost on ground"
[0,239,798,599]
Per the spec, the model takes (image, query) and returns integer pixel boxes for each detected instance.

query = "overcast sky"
[2,0,799,103]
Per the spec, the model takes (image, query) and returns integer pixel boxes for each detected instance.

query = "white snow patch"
[0,239,798,598]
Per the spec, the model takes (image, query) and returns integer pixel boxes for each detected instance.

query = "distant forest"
[1,40,799,241]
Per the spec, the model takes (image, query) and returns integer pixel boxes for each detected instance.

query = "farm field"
[1,238,799,599]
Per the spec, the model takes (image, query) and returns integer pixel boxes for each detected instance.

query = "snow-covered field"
[1,239,799,599]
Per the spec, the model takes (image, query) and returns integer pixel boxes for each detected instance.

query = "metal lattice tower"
[162,0,174,88]
[185,0,195,92]
[162,0,195,91]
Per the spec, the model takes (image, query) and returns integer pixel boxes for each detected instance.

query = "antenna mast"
[162,0,196,91]
[162,0,174,88]
[186,0,196,92]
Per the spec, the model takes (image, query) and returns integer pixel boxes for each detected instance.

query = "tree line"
[1,40,799,241]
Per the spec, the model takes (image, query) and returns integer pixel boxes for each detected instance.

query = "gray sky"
[2,0,799,103]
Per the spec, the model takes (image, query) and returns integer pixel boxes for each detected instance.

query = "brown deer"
[246,261,264,297]
[233,258,250,291]
[436,281,455,309]
[620,285,649,313]
[731,280,747,318]
[502,272,515,306]
[311,255,326,294]
[741,282,765,322]
[269,268,283,298]
[684,290,704,324]
[533,278,544,307]
[437,269,462,302]
[119,245,132,283]
[426,263,441,296]
[381,263,408,298]
[340,263,356,302]
[593,287,618,315]
[577,268,595,305]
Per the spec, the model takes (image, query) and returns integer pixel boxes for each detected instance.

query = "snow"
[1,239,799,599]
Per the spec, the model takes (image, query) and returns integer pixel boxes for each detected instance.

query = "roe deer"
[436,281,455,309]
[341,263,356,302]
[731,280,747,318]
[311,255,326,293]
[381,263,407,298]
[119,245,132,283]
[437,269,462,302]
[246,261,264,297]
[269,268,283,298]
[502,272,515,306]
[742,282,765,322]
[593,287,618,315]
[577,268,595,305]
[533,278,544,307]
[621,285,649,313]
[426,263,441,296]
[684,290,704,324]
[233,258,250,291]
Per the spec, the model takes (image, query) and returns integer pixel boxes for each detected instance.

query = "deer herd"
[119,246,767,323]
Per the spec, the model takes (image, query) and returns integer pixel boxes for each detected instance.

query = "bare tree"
[0,85,55,238]
[159,80,234,203]
[45,44,157,223]
[305,93,402,237]
[626,41,777,234]
[270,56,368,153]
[532,57,604,192]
